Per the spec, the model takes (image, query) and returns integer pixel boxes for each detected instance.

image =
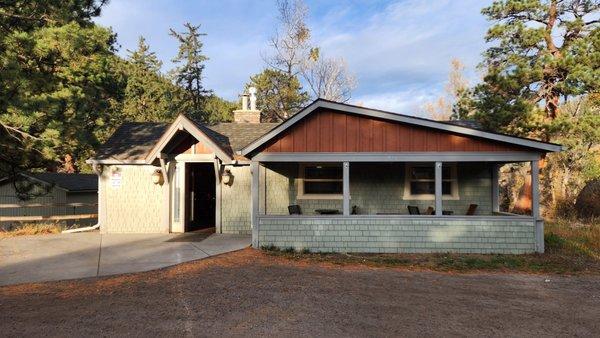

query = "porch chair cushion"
[407,205,420,215]
[466,204,478,215]
[288,205,302,215]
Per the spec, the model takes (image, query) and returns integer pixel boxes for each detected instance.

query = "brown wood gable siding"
[262,110,524,153]
[172,134,213,155]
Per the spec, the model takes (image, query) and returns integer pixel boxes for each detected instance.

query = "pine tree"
[246,68,309,122]
[123,36,176,122]
[470,0,600,140]
[169,23,212,122]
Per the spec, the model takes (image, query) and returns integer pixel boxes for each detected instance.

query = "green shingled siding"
[221,165,252,235]
[257,217,536,254]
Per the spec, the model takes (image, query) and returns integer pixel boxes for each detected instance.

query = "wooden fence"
[0,203,98,222]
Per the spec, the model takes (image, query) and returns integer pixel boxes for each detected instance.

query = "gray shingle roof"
[94,119,279,161]
[204,122,279,153]
[445,120,484,130]
[95,122,169,161]
[26,173,98,192]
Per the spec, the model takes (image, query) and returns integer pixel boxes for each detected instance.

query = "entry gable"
[241,99,563,156]
[146,114,232,163]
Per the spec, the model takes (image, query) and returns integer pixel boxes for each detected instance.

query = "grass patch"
[262,219,600,274]
[0,222,65,238]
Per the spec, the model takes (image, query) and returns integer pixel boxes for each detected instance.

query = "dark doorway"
[185,163,216,232]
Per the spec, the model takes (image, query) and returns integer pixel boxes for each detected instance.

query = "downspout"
[64,160,102,233]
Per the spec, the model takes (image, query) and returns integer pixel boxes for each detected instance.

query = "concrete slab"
[0,233,101,286]
[0,232,250,286]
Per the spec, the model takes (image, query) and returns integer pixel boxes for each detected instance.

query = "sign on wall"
[111,172,122,188]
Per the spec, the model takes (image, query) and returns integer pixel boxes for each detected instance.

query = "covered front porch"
[250,153,543,254]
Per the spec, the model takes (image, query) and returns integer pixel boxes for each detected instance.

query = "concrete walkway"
[0,232,251,286]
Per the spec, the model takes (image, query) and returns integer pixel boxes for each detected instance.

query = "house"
[88,92,562,254]
[0,173,98,225]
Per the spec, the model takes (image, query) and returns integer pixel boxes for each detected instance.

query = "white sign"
[111,172,122,188]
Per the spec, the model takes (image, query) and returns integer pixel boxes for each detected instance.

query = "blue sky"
[95,0,491,115]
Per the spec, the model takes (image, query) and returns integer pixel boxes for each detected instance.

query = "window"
[298,164,343,199]
[403,164,458,200]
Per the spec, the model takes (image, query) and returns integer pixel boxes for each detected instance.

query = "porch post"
[435,161,442,216]
[531,160,543,253]
[251,161,260,248]
[492,163,500,213]
[343,162,350,216]
[213,159,222,234]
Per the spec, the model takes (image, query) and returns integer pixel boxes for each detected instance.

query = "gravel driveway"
[1,248,599,337]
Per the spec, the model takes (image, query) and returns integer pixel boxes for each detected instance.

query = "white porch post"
[251,161,260,248]
[531,160,543,253]
[435,161,442,216]
[343,162,350,216]
[492,163,500,213]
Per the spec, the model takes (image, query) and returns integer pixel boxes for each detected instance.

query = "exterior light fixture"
[222,169,233,185]
[152,169,164,185]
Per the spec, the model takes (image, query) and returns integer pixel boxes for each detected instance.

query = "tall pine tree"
[170,23,212,123]
[123,36,176,122]
[469,0,600,140]
[0,0,125,175]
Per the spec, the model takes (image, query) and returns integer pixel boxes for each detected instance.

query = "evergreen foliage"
[246,68,309,122]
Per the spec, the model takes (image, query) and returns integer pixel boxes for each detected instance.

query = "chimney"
[233,87,261,123]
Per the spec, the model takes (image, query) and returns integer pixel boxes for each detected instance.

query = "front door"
[185,163,216,231]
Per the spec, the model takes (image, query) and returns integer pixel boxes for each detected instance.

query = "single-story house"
[89,94,562,254]
[0,173,98,225]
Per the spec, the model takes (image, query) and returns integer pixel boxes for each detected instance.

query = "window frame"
[402,163,459,200]
[297,163,343,200]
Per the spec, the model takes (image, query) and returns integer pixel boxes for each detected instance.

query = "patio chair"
[425,206,434,215]
[288,205,302,215]
[466,204,478,215]
[407,205,420,215]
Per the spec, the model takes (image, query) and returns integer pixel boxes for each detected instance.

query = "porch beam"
[435,162,442,216]
[531,160,543,253]
[343,162,350,216]
[492,163,500,213]
[251,161,260,248]
[252,152,542,163]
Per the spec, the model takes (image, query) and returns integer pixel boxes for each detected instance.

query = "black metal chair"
[407,205,420,215]
[288,205,302,215]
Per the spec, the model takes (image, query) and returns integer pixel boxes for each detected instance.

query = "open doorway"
[185,163,216,232]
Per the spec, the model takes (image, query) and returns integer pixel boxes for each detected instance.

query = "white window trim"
[402,163,459,201]
[297,163,343,200]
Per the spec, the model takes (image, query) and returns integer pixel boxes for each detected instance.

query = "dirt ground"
[1,248,599,337]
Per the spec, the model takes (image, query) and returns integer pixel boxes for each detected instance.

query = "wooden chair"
[288,205,302,215]
[466,204,478,215]
[425,206,434,215]
[407,205,420,215]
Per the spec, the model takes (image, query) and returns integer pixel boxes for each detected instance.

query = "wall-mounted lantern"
[152,169,164,185]
[222,169,233,185]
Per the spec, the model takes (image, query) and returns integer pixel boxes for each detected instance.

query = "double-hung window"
[298,164,343,199]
